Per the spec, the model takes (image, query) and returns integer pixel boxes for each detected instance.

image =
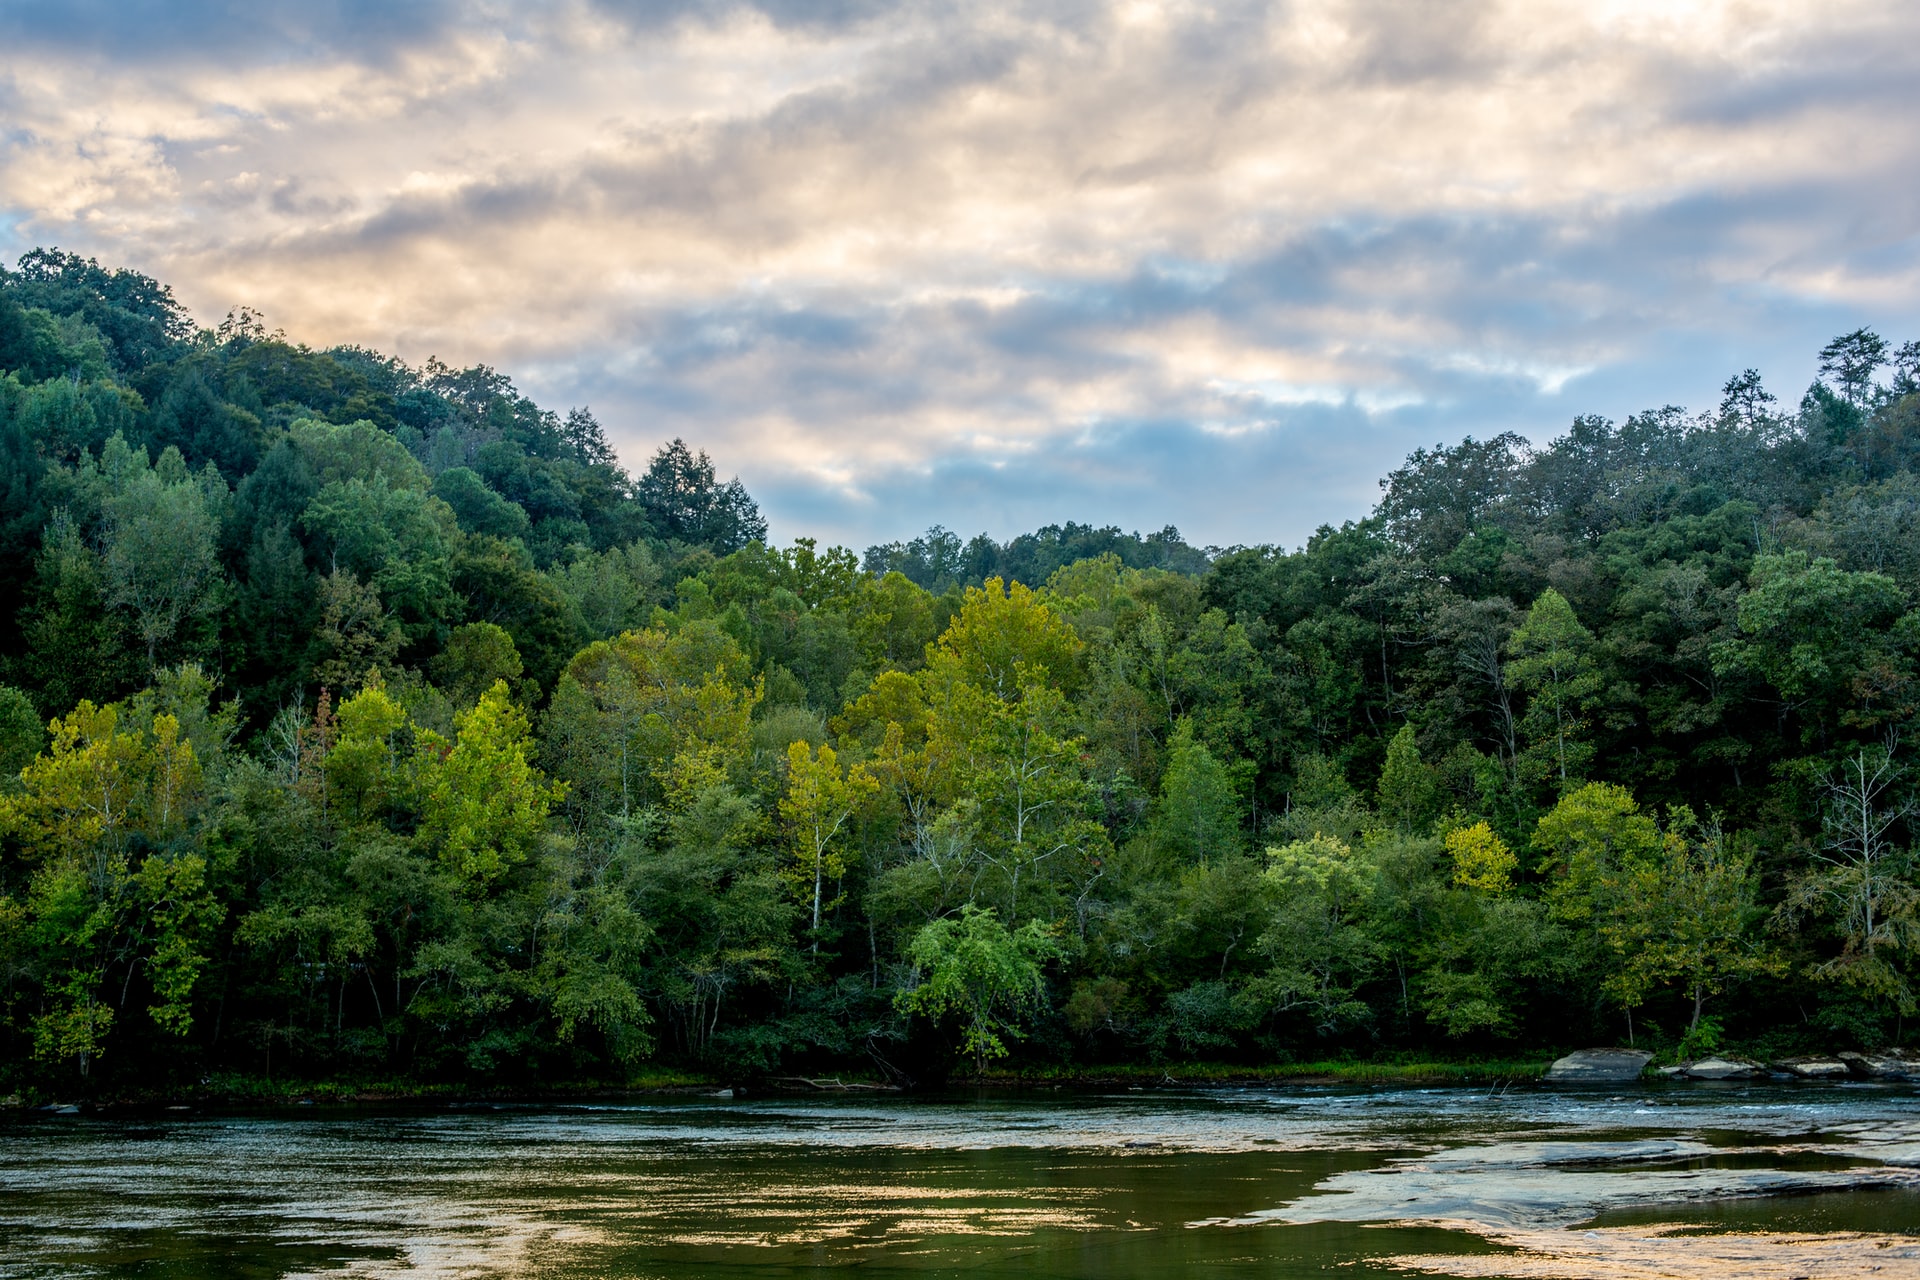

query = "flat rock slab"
[1545,1049,1652,1084]
[1774,1056,1851,1079]
[1678,1057,1764,1080]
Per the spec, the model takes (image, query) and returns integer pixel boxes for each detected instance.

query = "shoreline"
[0,1058,1566,1109]
[14,1053,1918,1112]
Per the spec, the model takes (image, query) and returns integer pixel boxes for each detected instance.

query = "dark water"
[3,1084,1918,1279]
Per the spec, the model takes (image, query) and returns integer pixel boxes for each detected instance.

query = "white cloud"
[3,0,1918,546]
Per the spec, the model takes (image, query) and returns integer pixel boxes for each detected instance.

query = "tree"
[1532,782,1664,924]
[1782,742,1920,1012]
[133,848,225,1035]
[1891,341,1920,399]
[1718,369,1779,430]
[325,681,412,823]
[548,543,659,641]
[1600,816,1779,1042]
[1717,552,1909,733]
[849,571,938,670]
[0,684,46,776]
[16,512,141,713]
[431,466,531,542]
[781,741,879,946]
[0,696,221,1074]
[636,438,767,552]
[420,681,564,885]
[99,448,226,670]
[1251,834,1379,1035]
[930,576,1083,697]
[300,475,457,641]
[1445,822,1516,894]
[1506,589,1601,790]
[896,904,1062,1073]
[4,248,192,371]
[1154,720,1243,865]
[307,570,402,694]
[431,622,525,709]
[1376,723,1438,834]
[1819,328,1889,408]
[939,680,1108,926]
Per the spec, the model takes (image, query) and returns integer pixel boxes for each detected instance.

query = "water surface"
[4,1083,1918,1278]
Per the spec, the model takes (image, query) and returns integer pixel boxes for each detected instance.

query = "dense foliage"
[2,251,1918,1093]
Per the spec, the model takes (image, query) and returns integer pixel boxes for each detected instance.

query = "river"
[3,1082,1918,1278]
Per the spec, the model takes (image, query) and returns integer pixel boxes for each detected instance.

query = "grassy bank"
[6,1058,1565,1110]
[5,1067,723,1110]
[982,1057,1556,1086]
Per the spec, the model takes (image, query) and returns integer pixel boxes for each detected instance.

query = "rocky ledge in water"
[1654,1050,1919,1081]
[1839,1050,1920,1080]
[1656,1057,1766,1080]
[1543,1049,1652,1083]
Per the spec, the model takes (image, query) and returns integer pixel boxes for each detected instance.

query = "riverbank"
[4,1056,1570,1110]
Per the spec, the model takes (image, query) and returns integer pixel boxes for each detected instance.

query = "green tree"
[1600,816,1780,1041]
[896,904,1063,1073]
[1506,589,1601,790]
[1376,723,1438,834]
[1153,719,1243,866]
[1251,834,1380,1035]
[420,681,564,885]
[1781,744,1920,1012]
[300,475,457,641]
[1716,553,1909,734]
[929,577,1083,697]
[0,685,46,777]
[96,446,226,671]
[431,622,526,709]
[0,697,221,1073]
[307,570,403,693]
[15,512,141,712]
[1532,782,1664,924]
[936,679,1108,926]
[1818,328,1889,408]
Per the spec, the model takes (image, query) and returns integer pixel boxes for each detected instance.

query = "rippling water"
[3,1083,1918,1278]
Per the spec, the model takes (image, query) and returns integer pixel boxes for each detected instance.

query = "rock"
[1839,1051,1918,1080]
[1545,1048,1653,1084]
[1679,1057,1764,1080]
[1772,1056,1851,1079]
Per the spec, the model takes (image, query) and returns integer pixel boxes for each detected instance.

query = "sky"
[2,0,1918,552]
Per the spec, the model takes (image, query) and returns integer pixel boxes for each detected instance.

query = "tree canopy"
[3,248,1920,1093]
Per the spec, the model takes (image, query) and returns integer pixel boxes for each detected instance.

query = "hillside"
[2,250,1917,1091]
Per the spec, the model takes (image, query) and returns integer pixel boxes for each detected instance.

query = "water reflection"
[1,1084,1916,1278]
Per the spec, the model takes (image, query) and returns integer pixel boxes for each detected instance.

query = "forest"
[2,247,1918,1094]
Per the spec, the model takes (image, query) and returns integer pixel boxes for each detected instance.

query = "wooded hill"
[1,248,1916,1091]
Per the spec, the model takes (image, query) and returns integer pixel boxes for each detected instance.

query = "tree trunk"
[812,852,823,952]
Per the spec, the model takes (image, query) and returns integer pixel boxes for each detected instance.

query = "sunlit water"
[4,1083,1919,1278]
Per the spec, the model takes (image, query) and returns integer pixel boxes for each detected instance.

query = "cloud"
[3,0,1919,548]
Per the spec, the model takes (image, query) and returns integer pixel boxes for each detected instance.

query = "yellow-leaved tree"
[781,741,879,946]
[1446,821,1517,894]
[0,698,222,1073]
